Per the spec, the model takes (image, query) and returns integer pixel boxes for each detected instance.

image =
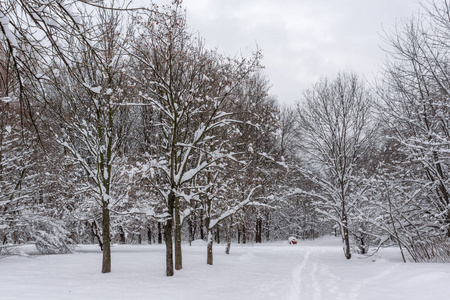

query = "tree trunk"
[225,220,232,255]
[191,213,197,241]
[101,206,111,273]
[164,220,174,276]
[207,229,213,265]
[215,227,220,244]
[157,222,162,244]
[205,206,213,265]
[164,192,175,276]
[237,226,241,244]
[255,218,262,243]
[147,225,152,244]
[359,236,366,254]
[446,208,450,238]
[200,209,204,240]
[242,224,246,244]
[188,218,193,246]
[119,226,125,244]
[341,213,351,260]
[265,213,270,241]
[91,220,103,251]
[255,220,258,243]
[174,196,182,270]
[259,218,262,243]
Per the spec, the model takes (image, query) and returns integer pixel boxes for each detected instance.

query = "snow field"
[1,236,449,300]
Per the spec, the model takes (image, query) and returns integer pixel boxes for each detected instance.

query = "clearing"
[1,236,449,299]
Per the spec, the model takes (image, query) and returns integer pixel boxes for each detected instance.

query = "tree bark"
[174,196,182,270]
[205,205,213,265]
[225,220,232,255]
[341,185,351,259]
[101,206,111,273]
[446,210,450,238]
[215,227,220,244]
[164,220,174,276]
[164,192,175,276]
[341,213,351,260]
[188,218,193,246]
[237,226,241,244]
[200,209,204,240]
[242,224,246,244]
[119,226,125,244]
[191,213,197,241]
[157,222,162,244]
[207,230,213,265]
[265,213,270,241]
[255,218,262,243]
[147,225,152,244]
[91,220,103,251]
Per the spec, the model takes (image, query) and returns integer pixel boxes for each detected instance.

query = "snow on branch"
[0,14,19,49]
[211,111,233,121]
[175,189,201,204]
[0,97,14,103]
[209,185,261,229]
[257,151,289,171]
[82,83,102,94]
[179,161,209,184]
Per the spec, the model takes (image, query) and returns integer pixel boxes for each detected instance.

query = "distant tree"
[278,106,297,161]
[267,107,325,242]
[295,73,375,259]
[228,73,285,245]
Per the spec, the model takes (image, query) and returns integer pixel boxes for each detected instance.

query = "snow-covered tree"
[27,4,137,272]
[376,0,450,261]
[130,4,261,275]
[295,73,375,259]
[228,73,285,244]
[0,36,74,255]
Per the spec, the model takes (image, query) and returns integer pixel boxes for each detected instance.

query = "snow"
[82,83,102,94]
[0,13,19,49]
[35,73,51,81]
[0,97,13,103]
[1,236,449,300]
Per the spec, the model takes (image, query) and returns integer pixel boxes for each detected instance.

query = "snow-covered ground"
[1,236,449,300]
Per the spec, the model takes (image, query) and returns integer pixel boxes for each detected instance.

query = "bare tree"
[376,0,450,260]
[295,73,375,259]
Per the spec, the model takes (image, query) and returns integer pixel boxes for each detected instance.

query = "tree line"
[0,0,449,276]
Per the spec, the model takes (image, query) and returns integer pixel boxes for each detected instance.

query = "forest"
[0,0,449,278]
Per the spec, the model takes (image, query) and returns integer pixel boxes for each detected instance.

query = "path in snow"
[286,237,449,300]
[285,244,398,300]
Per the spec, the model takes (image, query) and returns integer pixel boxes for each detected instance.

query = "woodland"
[0,0,449,277]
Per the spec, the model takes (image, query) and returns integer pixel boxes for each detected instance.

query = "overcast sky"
[150,1,423,106]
